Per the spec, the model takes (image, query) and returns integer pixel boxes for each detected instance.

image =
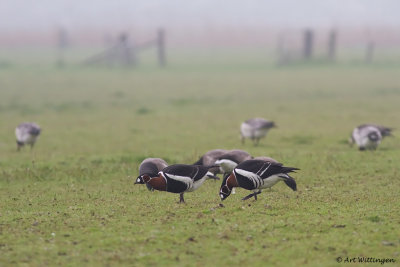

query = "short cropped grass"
[0,59,399,266]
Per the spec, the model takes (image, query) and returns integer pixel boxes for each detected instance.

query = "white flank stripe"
[235,168,262,188]
[258,162,272,177]
[159,172,168,184]
[192,168,199,178]
[163,173,193,188]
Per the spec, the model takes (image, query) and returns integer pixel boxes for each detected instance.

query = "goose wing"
[235,160,299,190]
[234,160,269,190]
[151,158,168,170]
[161,164,197,192]
[202,149,228,165]
[218,150,252,164]
[28,126,41,135]
[245,118,275,129]
[192,165,212,181]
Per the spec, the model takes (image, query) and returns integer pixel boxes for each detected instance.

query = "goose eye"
[222,186,230,194]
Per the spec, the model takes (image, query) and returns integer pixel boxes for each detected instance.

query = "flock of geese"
[15,118,393,203]
[135,149,296,203]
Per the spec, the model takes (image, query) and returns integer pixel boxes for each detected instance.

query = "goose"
[193,149,228,175]
[136,158,168,191]
[240,118,276,145]
[136,164,219,203]
[219,159,298,201]
[15,122,41,151]
[350,124,391,150]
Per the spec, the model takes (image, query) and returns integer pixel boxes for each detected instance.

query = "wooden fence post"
[157,28,166,67]
[365,41,374,64]
[328,29,337,61]
[303,29,314,60]
[56,27,68,67]
[118,33,134,66]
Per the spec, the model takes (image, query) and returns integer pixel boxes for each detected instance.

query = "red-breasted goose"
[137,164,218,203]
[220,159,298,201]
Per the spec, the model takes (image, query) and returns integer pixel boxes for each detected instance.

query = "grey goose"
[350,124,393,150]
[240,118,276,145]
[15,122,41,151]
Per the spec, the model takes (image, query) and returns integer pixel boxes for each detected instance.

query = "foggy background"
[1,0,400,64]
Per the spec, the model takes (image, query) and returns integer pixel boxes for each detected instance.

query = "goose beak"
[134,177,142,184]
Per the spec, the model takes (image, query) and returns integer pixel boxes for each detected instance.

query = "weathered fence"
[82,28,166,67]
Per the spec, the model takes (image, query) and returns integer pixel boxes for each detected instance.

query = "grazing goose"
[219,159,298,201]
[193,149,228,175]
[15,122,41,151]
[240,118,276,145]
[136,158,168,191]
[350,124,390,150]
[136,164,219,203]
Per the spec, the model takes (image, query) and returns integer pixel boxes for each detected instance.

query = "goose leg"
[242,191,262,201]
[179,193,185,203]
[16,141,22,151]
[254,191,259,200]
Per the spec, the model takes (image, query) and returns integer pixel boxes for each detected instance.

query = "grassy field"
[0,59,399,266]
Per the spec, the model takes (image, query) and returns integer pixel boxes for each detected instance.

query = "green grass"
[0,59,399,266]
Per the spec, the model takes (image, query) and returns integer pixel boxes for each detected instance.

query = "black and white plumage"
[350,124,392,150]
[193,149,228,175]
[240,118,276,145]
[137,164,218,203]
[15,122,41,151]
[135,158,168,191]
[220,159,298,201]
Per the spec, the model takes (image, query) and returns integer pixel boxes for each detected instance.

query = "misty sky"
[1,0,400,31]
